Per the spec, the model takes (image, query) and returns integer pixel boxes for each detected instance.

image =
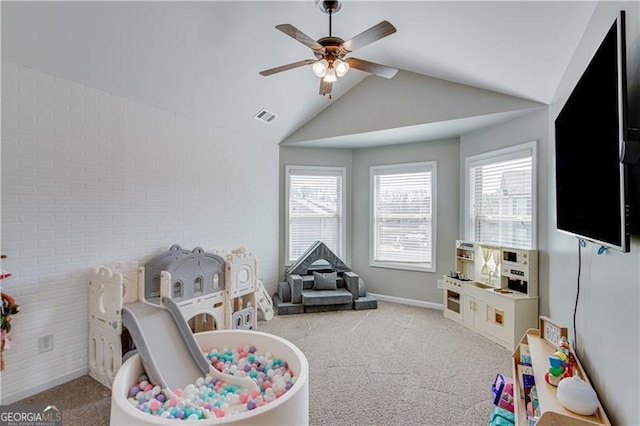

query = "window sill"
[369,262,435,273]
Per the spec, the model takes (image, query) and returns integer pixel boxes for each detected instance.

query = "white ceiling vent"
[254,109,277,123]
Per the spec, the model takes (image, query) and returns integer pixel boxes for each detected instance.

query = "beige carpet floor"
[15,301,512,425]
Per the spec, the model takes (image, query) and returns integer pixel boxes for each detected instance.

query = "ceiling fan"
[259,0,398,98]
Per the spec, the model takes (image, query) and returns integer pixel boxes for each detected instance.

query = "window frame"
[285,165,347,265]
[369,161,437,273]
[464,141,537,249]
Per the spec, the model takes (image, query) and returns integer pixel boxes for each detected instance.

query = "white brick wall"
[0,62,280,403]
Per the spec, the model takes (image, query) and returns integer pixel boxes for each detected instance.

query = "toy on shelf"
[512,326,610,425]
[544,336,574,386]
[526,385,541,419]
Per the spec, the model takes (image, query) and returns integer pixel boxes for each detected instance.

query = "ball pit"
[111,330,309,425]
[126,345,297,420]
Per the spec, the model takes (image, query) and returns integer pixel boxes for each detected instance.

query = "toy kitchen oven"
[443,241,475,321]
[500,248,538,297]
[443,276,465,321]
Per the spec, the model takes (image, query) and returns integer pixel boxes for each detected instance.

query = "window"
[370,162,436,272]
[465,142,536,249]
[286,166,345,263]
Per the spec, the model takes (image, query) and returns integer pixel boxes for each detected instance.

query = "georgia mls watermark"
[0,405,62,426]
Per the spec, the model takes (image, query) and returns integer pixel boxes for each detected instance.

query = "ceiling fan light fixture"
[259,0,398,97]
[312,59,329,77]
[323,66,337,82]
[334,58,349,77]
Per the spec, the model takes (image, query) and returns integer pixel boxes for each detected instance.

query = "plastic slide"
[122,297,257,398]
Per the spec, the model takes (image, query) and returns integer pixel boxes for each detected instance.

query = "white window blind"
[286,166,345,263]
[371,162,436,272]
[467,144,535,249]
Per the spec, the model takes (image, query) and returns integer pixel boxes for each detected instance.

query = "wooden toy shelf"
[512,329,610,425]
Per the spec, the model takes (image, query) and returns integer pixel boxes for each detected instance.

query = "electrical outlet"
[39,334,53,353]
[437,279,444,289]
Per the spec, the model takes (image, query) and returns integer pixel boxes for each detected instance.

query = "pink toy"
[491,374,515,413]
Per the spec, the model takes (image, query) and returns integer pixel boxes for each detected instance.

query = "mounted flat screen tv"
[555,11,630,252]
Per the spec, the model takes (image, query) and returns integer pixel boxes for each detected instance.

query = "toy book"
[519,343,532,365]
[517,364,534,397]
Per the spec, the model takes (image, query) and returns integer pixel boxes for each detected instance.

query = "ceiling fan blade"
[345,57,398,79]
[259,59,316,76]
[276,24,324,52]
[341,21,396,53]
[319,79,333,96]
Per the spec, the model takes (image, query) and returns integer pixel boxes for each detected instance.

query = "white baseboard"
[0,367,88,405]
[369,293,443,311]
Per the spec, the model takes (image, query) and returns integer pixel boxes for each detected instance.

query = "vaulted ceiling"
[2,1,597,147]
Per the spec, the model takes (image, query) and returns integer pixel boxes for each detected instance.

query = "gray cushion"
[312,271,337,290]
[302,288,353,306]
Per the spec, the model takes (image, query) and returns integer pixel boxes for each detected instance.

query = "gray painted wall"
[279,139,459,305]
[283,70,544,145]
[279,2,640,422]
[459,110,549,313]
[460,3,640,423]
[351,139,459,303]
[278,146,353,278]
[546,3,639,424]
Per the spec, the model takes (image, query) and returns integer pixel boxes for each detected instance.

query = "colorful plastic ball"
[129,386,140,397]
[149,400,161,412]
[131,343,298,421]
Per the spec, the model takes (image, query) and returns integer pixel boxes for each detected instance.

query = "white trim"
[466,142,536,167]
[285,165,347,263]
[368,162,433,175]
[432,162,438,271]
[369,293,443,311]
[0,367,88,404]
[369,262,437,273]
[464,141,537,249]
[369,161,437,273]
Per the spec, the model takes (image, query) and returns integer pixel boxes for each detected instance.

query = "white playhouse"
[88,245,274,389]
